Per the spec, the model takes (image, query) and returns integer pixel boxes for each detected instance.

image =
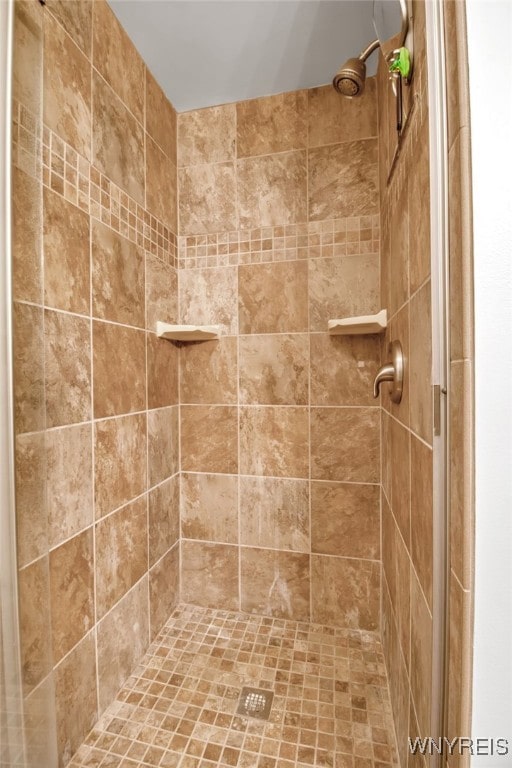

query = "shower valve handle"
[373,340,404,404]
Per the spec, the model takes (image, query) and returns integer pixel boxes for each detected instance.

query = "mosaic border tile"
[11,100,178,269]
[178,217,380,270]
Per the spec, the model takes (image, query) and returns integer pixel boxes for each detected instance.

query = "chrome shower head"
[333,57,367,97]
[333,39,380,98]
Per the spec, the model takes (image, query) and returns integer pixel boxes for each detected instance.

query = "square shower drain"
[236,686,274,720]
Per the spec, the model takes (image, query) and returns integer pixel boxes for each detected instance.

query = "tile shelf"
[156,322,221,342]
[328,309,387,336]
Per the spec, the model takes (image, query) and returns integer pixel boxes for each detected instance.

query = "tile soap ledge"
[328,309,387,336]
[156,322,221,341]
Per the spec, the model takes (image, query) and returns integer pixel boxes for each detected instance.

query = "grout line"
[180,538,381,564]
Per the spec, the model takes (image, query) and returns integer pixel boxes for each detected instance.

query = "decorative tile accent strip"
[66,603,399,768]
[12,100,178,268]
[178,216,380,270]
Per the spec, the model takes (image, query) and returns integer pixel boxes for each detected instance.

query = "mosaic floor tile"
[67,604,398,768]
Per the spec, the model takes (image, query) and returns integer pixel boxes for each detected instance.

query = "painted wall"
[468,0,512,758]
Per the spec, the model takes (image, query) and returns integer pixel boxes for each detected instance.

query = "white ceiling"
[109,0,377,112]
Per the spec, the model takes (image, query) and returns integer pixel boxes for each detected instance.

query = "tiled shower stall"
[10,0,473,766]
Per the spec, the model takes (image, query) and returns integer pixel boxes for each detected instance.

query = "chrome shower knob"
[373,340,404,403]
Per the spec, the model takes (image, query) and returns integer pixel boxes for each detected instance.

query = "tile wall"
[177,84,383,630]
[12,1,179,763]
[376,1,436,764]
[443,1,474,764]
[14,2,471,766]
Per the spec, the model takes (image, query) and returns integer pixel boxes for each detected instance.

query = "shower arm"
[358,38,380,62]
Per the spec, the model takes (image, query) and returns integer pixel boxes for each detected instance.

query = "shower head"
[333,38,380,98]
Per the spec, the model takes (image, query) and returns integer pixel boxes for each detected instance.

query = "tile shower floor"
[68,604,398,768]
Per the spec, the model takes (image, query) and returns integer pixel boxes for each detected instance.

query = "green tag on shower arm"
[389,47,411,78]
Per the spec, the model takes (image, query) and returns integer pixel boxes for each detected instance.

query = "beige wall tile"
[44,0,92,55]
[149,544,179,639]
[97,576,149,713]
[13,303,44,434]
[92,220,145,328]
[181,473,238,545]
[389,181,409,317]
[93,321,146,418]
[408,699,427,768]
[147,332,179,409]
[410,567,433,736]
[236,91,307,158]
[239,261,308,334]
[239,334,308,405]
[444,0,470,149]
[448,128,473,363]
[19,557,52,693]
[15,432,47,567]
[179,163,237,235]
[386,302,410,426]
[311,481,379,559]
[390,417,411,548]
[148,476,180,566]
[12,167,42,304]
[447,573,472,746]
[54,632,97,767]
[94,413,147,519]
[311,555,380,630]
[146,135,177,231]
[240,406,309,478]
[381,412,391,506]
[449,360,473,589]
[95,496,148,619]
[92,0,144,123]
[240,548,310,621]
[43,188,90,314]
[49,528,94,662]
[146,69,177,162]
[409,281,432,444]
[92,72,144,203]
[145,255,178,331]
[308,255,380,332]
[180,266,238,335]
[181,405,238,474]
[310,333,380,406]
[181,337,238,404]
[23,675,57,768]
[382,497,411,669]
[308,79,377,147]
[308,139,378,221]
[240,477,309,552]
[409,119,431,294]
[237,151,307,229]
[178,104,235,166]
[44,310,91,428]
[43,12,91,159]
[13,1,43,117]
[311,407,379,482]
[46,423,93,548]
[181,541,239,611]
[411,435,433,610]
[148,406,179,486]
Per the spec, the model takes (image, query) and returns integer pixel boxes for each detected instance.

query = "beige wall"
[12,1,179,763]
[376,1,434,765]
[177,84,383,628]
